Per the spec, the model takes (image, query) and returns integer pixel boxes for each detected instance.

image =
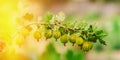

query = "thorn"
[78,45,82,50]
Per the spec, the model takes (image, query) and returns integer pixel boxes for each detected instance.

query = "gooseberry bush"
[16,12,107,53]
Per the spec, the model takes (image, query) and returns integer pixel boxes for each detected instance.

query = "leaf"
[56,12,65,22]
[65,50,85,60]
[95,30,104,36]
[92,24,98,31]
[95,30,107,39]
[63,22,71,27]
[50,15,56,24]
[88,25,93,32]
[38,43,60,60]
[65,50,74,60]
[98,38,106,45]
[69,29,75,35]
[79,21,88,30]
[44,12,53,24]
[88,35,97,42]
[59,27,68,35]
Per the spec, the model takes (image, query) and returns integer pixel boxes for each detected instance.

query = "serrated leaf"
[92,25,98,31]
[44,12,53,24]
[79,21,88,30]
[88,25,93,32]
[98,38,106,45]
[95,30,107,39]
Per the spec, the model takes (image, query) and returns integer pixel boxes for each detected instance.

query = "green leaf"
[88,25,93,32]
[65,50,74,60]
[95,30,107,39]
[59,27,68,35]
[69,29,75,35]
[65,50,85,60]
[44,12,53,24]
[92,24,98,31]
[98,38,106,45]
[56,12,65,22]
[79,21,88,30]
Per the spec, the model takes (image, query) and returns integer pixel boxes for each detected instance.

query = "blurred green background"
[37,0,120,60]
[1,0,119,60]
[0,0,120,60]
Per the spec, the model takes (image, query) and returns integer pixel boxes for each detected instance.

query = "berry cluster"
[16,12,107,52]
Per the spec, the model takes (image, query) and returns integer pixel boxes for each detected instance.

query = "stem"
[37,39,39,42]
[72,43,74,46]
[45,38,48,41]
[55,38,57,41]
[23,22,80,33]
[64,43,66,46]
[13,22,81,41]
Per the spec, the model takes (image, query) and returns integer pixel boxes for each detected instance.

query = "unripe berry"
[82,41,93,51]
[33,30,42,42]
[16,36,24,46]
[69,34,77,46]
[20,28,29,38]
[25,26,32,32]
[76,37,83,46]
[60,34,68,46]
[44,29,52,40]
[53,29,61,41]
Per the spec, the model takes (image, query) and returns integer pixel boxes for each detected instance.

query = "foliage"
[37,43,60,60]
[109,16,120,50]
[0,12,108,60]
[17,12,107,53]
[38,43,85,60]
[65,49,84,60]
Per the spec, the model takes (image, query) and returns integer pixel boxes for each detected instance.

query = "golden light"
[0,0,24,60]
[0,0,18,40]
[0,0,44,60]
